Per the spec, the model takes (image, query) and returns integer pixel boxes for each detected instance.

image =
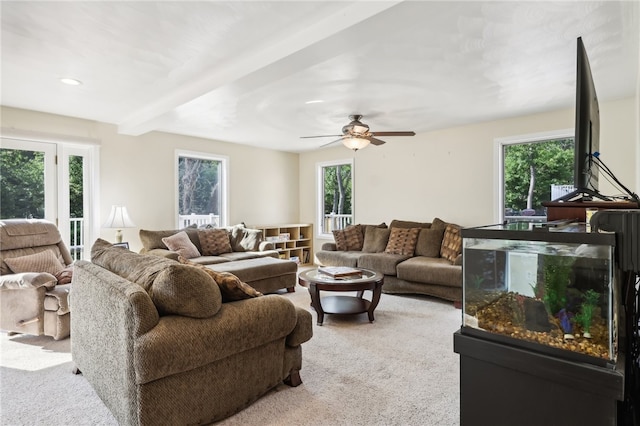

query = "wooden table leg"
[367,281,383,322]
[309,282,325,326]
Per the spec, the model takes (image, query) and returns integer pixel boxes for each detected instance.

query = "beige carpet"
[0,285,461,425]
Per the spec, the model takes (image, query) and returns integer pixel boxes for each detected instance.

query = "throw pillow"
[198,228,232,256]
[333,224,364,251]
[139,224,199,251]
[178,256,262,302]
[239,228,263,252]
[362,227,391,253]
[4,250,66,275]
[440,223,463,263]
[162,231,201,259]
[151,264,222,318]
[415,227,446,257]
[384,227,420,256]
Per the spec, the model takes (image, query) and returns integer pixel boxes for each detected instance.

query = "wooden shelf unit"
[252,224,313,266]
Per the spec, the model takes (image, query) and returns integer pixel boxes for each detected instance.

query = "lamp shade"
[342,136,370,151]
[102,205,136,229]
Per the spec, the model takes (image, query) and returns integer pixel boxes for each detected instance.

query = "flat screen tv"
[556,37,610,202]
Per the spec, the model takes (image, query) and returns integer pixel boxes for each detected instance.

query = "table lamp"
[102,205,136,243]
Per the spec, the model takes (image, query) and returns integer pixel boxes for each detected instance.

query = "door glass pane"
[321,163,353,234]
[69,155,85,260]
[0,148,46,219]
[178,156,222,227]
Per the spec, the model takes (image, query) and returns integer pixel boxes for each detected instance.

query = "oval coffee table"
[298,268,384,326]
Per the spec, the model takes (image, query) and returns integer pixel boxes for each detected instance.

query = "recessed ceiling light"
[305,99,324,104]
[60,78,82,86]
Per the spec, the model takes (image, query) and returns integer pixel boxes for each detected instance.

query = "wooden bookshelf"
[251,224,313,266]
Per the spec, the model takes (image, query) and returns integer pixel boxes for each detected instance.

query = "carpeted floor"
[0,284,461,425]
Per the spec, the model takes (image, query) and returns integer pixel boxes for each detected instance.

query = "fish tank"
[461,222,618,368]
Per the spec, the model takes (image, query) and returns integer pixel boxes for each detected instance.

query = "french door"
[0,138,96,260]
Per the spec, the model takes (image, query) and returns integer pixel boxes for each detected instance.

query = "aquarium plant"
[556,308,574,339]
[542,255,575,315]
[574,289,600,338]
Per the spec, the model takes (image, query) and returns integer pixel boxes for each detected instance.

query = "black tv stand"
[555,187,612,202]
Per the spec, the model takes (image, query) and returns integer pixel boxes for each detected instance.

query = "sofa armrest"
[321,242,337,251]
[259,241,275,251]
[0,272,57,290]
[286,306,313,347]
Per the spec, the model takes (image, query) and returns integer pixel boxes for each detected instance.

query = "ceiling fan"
[300,115,415,150]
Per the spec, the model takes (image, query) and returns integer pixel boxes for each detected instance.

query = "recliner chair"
[0,219,73,340]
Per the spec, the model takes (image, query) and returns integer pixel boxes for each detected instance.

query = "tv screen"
[555,37,608,202]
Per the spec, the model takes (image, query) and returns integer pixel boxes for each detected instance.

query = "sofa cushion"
[316,250,361,268]
[362,227,391,253]
[440,224,462,263]
[162,231,201,259]
[361,223,388,240]
[384,227,420,256]
[91,239,222,318]
[396,256,462,288]
[139,225,200,252]
[357,253,410,275]
[198,228,232,255]
[333,224,364,251]
[415,227,446,257]
[4,250,66,275]
[178,256,262,302]
[389,220,431,229]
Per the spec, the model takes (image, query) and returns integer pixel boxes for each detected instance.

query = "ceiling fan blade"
[367,137,386,146]
[320,138,344,148]
[300,134,342,139]
[372,131,415,137]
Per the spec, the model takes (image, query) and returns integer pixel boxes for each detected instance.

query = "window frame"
[316,158,354,238]
[494,128,573,224]
[175,149,229,228]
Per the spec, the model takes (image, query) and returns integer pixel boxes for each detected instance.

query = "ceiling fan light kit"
[342,136,370,151]
[302,114,415,151]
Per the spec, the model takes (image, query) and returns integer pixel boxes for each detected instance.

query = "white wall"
[299,97,638,249]
[1,107,300,253]
[2,97,638,256]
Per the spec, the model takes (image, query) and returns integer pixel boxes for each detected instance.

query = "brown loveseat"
[316,218,463,304]
[72,239,312,425]
[139,224,297,293]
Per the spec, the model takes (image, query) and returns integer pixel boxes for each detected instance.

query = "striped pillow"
[333,224,363,251]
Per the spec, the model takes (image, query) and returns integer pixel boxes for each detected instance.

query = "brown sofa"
[315,218,463,303]
[71,240,313,425]
[139,224,297,293]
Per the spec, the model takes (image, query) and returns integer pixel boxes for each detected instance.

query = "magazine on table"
[318,266,363,278]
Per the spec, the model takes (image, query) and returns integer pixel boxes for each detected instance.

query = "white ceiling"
[2,1,638,153]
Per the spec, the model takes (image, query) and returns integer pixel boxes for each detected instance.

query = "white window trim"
[316,158,354,239]
[175,149,229,228]
[494,128,573,224]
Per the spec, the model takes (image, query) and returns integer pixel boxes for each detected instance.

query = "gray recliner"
[0,219,73,340]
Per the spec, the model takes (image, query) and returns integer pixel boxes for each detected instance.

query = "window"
[498,131,574,223]
[176,151,228,228]
[317,159,354,236]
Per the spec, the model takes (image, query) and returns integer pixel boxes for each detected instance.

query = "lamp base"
[115,229,123,243]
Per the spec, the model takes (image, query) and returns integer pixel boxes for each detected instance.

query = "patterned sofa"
[316,218,463,304]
